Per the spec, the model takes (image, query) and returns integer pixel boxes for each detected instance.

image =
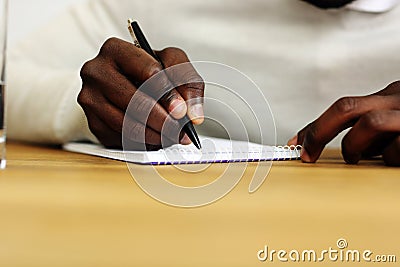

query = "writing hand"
[78,38,204,150]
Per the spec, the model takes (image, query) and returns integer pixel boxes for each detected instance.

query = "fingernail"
[169,99,187,119]
[188,104,204,125]
[180,134,192,145]
[287,135,298,146]
[301,148,312,163]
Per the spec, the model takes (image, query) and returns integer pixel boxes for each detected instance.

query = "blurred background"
[9,0,82,44]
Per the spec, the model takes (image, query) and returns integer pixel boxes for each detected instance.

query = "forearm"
[7,59,96,144]
[6,0,129,144]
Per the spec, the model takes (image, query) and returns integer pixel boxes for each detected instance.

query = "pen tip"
[195,142,202,150]
[192,133,201,150]
[180,118,202,150]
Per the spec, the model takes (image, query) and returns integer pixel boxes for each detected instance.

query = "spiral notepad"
[63,136,301,165]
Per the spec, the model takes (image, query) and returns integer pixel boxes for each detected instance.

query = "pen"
[127,19,201,149]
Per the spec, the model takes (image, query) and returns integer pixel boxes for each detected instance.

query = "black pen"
[127,19,201,149]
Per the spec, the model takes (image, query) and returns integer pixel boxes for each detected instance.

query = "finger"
[84,113,122,148]
[99,37,162,85]
[81,58,184,121]
[79,78,182,143]
[341,110,400,164]
[84,100,166,149]
[158,88,187,119]
[157,47,205,124]
[123,139,162,151]
[143,68,187,119]
[99,38,186,119]
[299,95,398,163]
[295,123,312,146]
[287,135,298,146]
[121,115,162,146]
[125,93,183,143]
[81,58,139,110]
[383,135,400,166]
[360,133,397,159]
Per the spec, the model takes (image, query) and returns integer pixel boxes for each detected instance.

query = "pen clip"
[127,19,141,48]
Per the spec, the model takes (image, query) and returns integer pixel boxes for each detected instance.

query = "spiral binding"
[274,145,302,160]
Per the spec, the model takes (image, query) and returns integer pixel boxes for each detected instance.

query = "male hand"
[78,38,204,150]
[288,81,400,166]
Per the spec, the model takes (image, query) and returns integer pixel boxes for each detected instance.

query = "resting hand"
[288,81,400,166]
[78,38,204,150]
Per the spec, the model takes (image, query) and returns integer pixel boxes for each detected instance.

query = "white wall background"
[9,0,83,43]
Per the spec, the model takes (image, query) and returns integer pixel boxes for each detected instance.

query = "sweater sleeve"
[6,0,143,144]
[6,0,182,144]
[7,59,97,144]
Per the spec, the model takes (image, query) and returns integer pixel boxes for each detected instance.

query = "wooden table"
[0,142,398,266]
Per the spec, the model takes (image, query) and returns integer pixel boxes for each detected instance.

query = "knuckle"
[80,58,114,85]
[296,124,309,144]
[388,81,400,100]
[387,80,400,89]
[126,121,144,141]
[143,61,163,79]
[186,80,205,92]
[304,123,321,146]
[174,68,204,93]
[160,47,187,58]
[77,89,93,108]
[100,37,121,55]
[180,69,204,88]
[334,97,358,115]
[172,70,204,94]
[129,92,156,121]
[375,81,400,96]
[77,90,85,106]
[80,60,97,79]
[360,111,386,131]
[158,76,174,96]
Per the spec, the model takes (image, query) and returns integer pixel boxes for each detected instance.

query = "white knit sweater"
[7,0,400,146]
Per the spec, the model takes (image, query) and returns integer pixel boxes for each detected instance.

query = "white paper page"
[63,136,301,165]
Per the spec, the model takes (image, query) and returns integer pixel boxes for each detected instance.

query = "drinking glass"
[0,0,8,169]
